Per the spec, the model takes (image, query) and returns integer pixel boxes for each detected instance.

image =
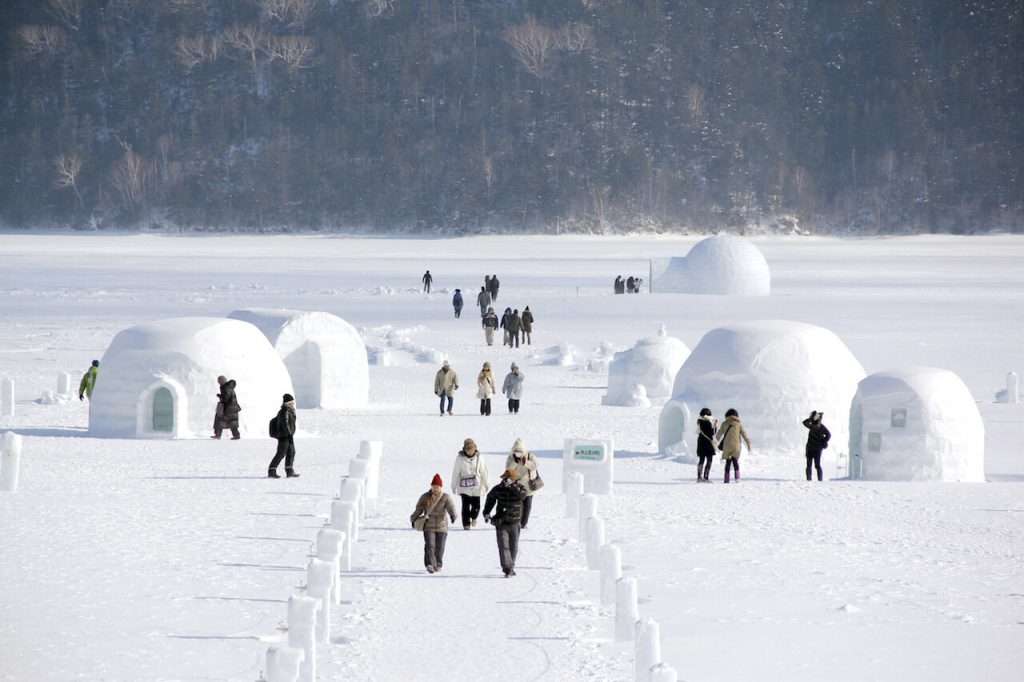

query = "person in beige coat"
[505,438,540,529]
[410,473,457,573]
[434,360,459,416]
[451,438,490,529]
[717,409,752,483]
[476,362,496,416]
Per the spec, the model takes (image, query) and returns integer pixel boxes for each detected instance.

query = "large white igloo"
[603,326,691,406]
[849,368,985,482]
[650,234,770,295]
[658,321,865,465]
[89,317,293,439]
[228,309,368,409]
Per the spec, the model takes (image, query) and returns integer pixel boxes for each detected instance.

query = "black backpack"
[268,415,280,439]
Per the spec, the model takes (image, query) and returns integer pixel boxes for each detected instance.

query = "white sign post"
[563,438,614,495]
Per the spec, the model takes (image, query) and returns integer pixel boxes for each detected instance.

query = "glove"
[79,395,84,401]
[483,514,491,524]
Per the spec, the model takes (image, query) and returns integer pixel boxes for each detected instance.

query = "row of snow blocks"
[562,438,614,495]
[287,595,320,682]
[1,378,13,417]
[57,372,73,397]
[264,645,305,682]
[1,432,23,492]
[564,472,585,519]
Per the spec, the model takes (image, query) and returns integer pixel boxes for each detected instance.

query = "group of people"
[207,375,299,479]
[433,360,525,416]
[411,437,541,576]
[694,408,831,482]
[482,306,534,347]
[614,275,644,294]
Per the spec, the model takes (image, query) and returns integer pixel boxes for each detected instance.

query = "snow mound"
[229,309,369,409]
[540,343,576,367]
[89,317,293,438]
[650,235,770,295]
[603,326,690,405]
[849,368,985,482]
[658,321,865,464]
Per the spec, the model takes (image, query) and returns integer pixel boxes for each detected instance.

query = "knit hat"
[91,360,100,367]
[431,473,443,487]
[442,359,450,368]
[283,393,295,403]
[463,438,477,453]
[510,362,518,371]
[511,438,526,455]
[217,375,227,385]
[482,362,491,371]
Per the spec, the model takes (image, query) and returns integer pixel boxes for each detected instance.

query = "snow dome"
[849,368,985,482]
[228,309,368,409]
[89,318,293,439]
[603,326,691,406]
[650,234,771,295]
[658,321,865,465]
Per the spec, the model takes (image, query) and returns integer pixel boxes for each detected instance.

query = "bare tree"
[261,0,317,27]
[16,25,67,57]
[503,16,557,79]
[175,35,221,70]
[223,24,267,64]
[46,0,81,31]
[364,0,395,18]
[264,35,316,72]
[558,22,594,54]
[54,153,84,208]
[110,146,152,213]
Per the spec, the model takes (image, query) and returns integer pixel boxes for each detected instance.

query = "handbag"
[717,424,734,452]
[528,472,545,492]
[413,493,446,531]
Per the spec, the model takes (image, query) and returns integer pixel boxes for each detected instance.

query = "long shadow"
[248,511,321,518]
[263,491,333,497]
[7,427,90,438]
[191,596,288,604]
[532,448,660,460]
[495,600,562,606]
[166,634,261,641]
[235,535,311,543]
[218,562,305,572]
[150,475,267,480]
[508,636,570,641]
[351,570,504,580]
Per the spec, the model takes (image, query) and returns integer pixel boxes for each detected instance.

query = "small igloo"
[658,321,865,464]
[89,317,293,439]
[603,327,691,406]
[849,368,985,482]
[229,309,368,409]
[650,234,771,295]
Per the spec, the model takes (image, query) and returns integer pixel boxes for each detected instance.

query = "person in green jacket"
[78,360,99,401]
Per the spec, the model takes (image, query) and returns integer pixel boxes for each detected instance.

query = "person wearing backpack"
[483,470,529,577]
[267,393,298,478]
[410,473,457,573]
[451,438,489,530]
[696,408,718,482]
[717,408,751,483]
[802,410,832,481]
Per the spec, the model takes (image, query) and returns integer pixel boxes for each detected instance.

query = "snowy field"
[1,233,1022,682]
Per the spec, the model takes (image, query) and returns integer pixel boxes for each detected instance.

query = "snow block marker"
[305,559,334,644]
[578,494,598,542]
[650,663,679,682]
[287,595,320,682]
[600,544,622,606]
[57,372,72,396]
[357,439,383,503]
[330,500,357,569]
[565,472,584,519]
[635,618,662,682]
[615,577,639,642]
[264,645,304,682]
[585,516,606,570]
[1,432,21,492]
[1008,372,1020,404]
[1,378,13,418]
[315,528,345,604]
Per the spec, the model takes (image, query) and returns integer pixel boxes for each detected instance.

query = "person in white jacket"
[451,438,490,529]
[476,362,496,416]
[501,363,524,414]
[504,438,540,529]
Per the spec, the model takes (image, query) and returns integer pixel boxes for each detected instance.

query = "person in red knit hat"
[410,473,457,573]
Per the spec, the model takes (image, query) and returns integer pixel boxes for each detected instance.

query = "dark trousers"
[520,495,533,528]
[495,522,520,574]
[459,494,481,527]
[511,332,520,348]
[439,394,453,414]
[424,282,431,293]
[523,331,531,345]
[806,450,823,481]
[269,437,295,472]
[423,530,447,569]
[214,426,240,439]
[724,457,739,483]
[479,398,491,415]
[454,307,462,318]
[697,454,713,480]
[507,398,520,413]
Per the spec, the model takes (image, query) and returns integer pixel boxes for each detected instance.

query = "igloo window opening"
[891,408,907,428]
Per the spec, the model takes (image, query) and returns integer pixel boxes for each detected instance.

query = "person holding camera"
[483,469,529,577]
[802,411,832,481]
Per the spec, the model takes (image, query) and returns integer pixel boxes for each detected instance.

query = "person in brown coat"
[717,408,752,483]
[520,306,534,345]
[410,473,457,573]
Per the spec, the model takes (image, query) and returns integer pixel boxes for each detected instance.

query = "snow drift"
[89,317,293,438]
[849,368,985,482]
[229,309,369,409]
[650,234,771,295]
[603,327,690,406]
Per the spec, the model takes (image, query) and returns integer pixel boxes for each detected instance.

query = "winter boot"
[268,470,280,479]
[286,469,300,478]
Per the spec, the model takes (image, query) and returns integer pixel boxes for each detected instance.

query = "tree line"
[1,0,1021,234]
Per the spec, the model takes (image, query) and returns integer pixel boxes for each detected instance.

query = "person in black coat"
[695,407,718,482]
[483,470,528,577]
[802,411,831,481]
[213,376,241,440]
[268,394,299,478]
[452,289,464,318]
[489,274,500,302]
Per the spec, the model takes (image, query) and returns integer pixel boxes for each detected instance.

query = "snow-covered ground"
[1,233,1022,681]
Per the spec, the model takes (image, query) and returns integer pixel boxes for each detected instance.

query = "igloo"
[228,309,368,409]
[650,234,770,295]
[89,318,293,439]
[658,321,865,466]
[849,368,985,482]
[603,327,691,406]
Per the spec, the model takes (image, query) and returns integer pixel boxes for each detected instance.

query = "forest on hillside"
[1,0,1021,234]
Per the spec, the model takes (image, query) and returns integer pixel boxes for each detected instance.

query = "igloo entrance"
[285,341,323,410]
[135,378,188,438]
[152,388,174,432]
[658,401,690,451]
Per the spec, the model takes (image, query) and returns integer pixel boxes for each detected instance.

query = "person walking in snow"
[614,276,624,294]
[422,270,433,293]
[212,375,241,440]
[505,438,540,529]
[500,307,513,346]
[477,286,492,317]
[452,289,464,318]
[410,473,457,573]
[696,408,718,482]
[489,274,500,302]
[520,306,534,345]
[477,362,496,415]
[502,363,524,414]
[434,360,459,416]
[78,360,99,400]
[268,393,299,478]
[483,469,528,577]
[451,438,489,530]
[482,307,499,346]
[802,410,832,481]
[717,408,752,483]
[626,276,636,294]
[507,309,523,348]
